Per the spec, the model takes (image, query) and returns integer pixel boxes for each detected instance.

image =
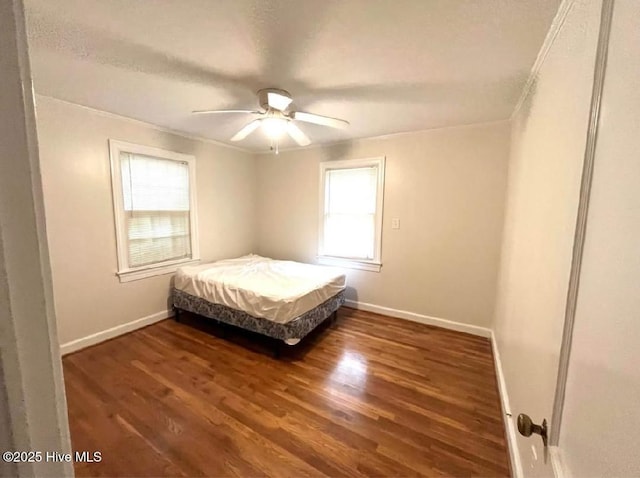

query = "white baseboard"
[491,331,523,478]
[343,299,492,338]
[60,309,172,355]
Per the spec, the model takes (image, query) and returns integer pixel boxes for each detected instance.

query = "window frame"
[317,157,385,272]
[108,139,200,282]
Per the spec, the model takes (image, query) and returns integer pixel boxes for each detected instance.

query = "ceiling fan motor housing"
[258,88,292,111]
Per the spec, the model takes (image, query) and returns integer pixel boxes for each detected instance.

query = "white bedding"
[174,255,346,324]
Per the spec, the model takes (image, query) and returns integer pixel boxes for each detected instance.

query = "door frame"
[0,1,74,476]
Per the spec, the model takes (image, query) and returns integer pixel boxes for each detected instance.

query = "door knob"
[517,414,548,446]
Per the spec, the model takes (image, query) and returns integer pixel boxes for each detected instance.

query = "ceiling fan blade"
[231,120,261,141]
[192,109,261,115]
[266,91,293,111]
[286,122,311,147]
[291,111,349,129]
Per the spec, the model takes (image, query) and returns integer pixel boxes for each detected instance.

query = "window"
[318,157,385,272]
[109,140,199,282]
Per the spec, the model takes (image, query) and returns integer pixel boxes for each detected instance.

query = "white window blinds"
[323,166,378,260]
[120,152,192,268]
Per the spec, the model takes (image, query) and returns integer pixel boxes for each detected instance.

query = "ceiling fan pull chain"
[269,138,279,155]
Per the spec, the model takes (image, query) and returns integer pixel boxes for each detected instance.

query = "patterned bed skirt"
[171,288,345,343]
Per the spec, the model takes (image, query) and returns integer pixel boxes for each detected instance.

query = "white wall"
[492,0,602,474]
[256,121,510,328]
[559,1,640,476]
[35,96,256,346]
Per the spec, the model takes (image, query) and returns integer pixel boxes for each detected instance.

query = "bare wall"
[256,121,510,328]
[35,96,257,346]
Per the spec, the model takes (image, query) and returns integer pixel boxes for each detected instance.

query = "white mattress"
[174,255,346,324]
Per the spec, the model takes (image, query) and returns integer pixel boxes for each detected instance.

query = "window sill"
[116,258,200,283]
[317,256,382,272]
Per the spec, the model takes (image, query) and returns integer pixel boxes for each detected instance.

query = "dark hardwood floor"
[63,307,510,477]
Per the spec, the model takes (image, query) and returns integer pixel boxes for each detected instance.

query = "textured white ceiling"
[25,0,560,152]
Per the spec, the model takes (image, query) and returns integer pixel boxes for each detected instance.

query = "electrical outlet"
[391,218,400,230]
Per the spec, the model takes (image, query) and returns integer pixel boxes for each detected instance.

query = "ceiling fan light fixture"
[261,117,289,139]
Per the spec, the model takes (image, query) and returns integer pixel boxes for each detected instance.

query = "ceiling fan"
[193,88,349,152]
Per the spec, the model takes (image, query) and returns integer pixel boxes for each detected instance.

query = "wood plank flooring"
[63,307,510,477]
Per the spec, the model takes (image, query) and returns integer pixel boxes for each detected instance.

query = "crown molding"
[511,0,576,119]
[34,94,253,154]
[36,94,512,157]
[254,118,511,156]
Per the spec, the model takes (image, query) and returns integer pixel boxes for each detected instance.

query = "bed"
[171,255,346,350]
